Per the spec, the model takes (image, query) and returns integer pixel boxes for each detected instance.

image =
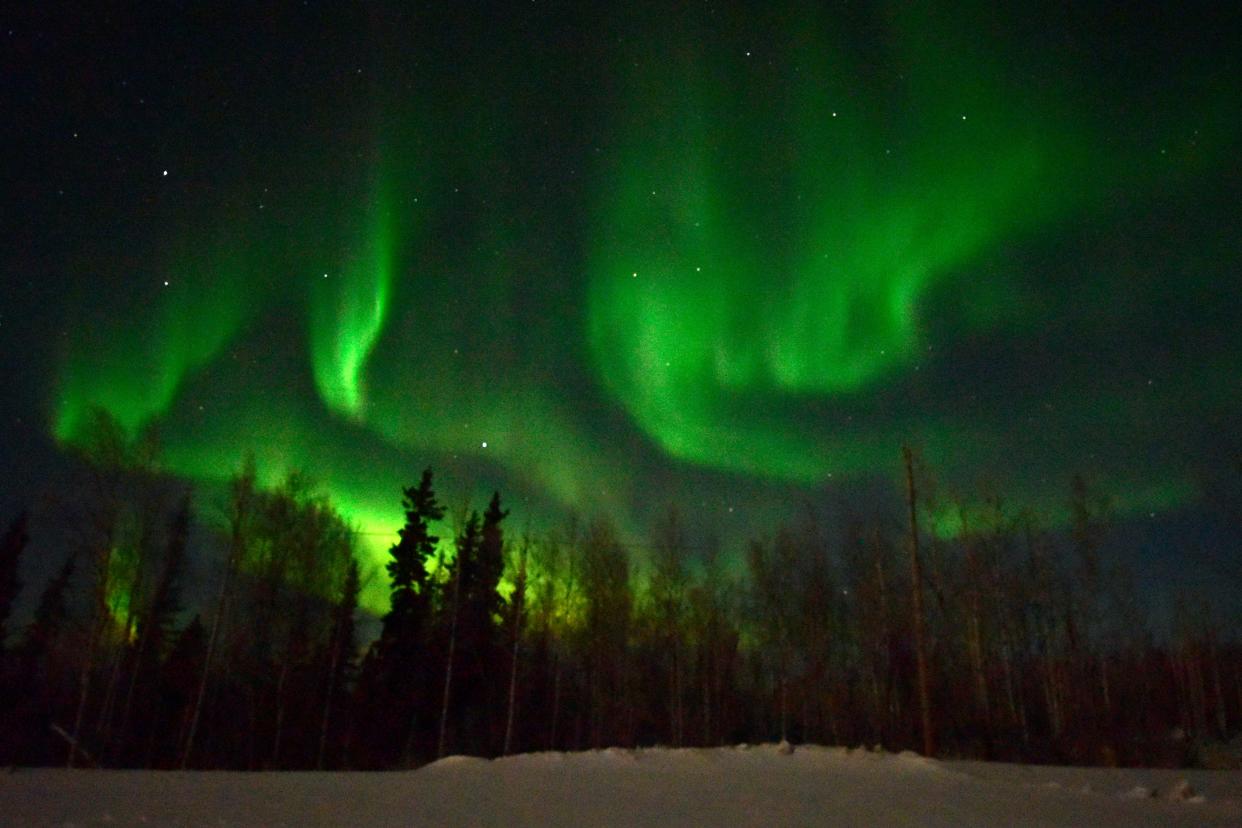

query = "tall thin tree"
[904,445,935,757]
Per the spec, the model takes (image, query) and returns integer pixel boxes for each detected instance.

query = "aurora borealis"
[3,3,1241,603]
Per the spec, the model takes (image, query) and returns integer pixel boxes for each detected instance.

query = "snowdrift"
[3,744,1240,826]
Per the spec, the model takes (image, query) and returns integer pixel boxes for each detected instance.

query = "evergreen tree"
[437,510,481,757]
[451,492,508,753]
[360,468,444,764]
[18,555,75,678]
[5,555,75,765]
[0,511,28,651]
[381,469,445,651]
[474,492,509,633]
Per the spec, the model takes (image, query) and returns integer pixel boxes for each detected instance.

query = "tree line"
[0,412,1239,769]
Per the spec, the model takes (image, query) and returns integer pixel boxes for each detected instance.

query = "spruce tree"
[18,555,75,677]
[7,556,74,765]
[363,468,444,763]
[436,511,481,757]
[474,492,509,633]
[381,469,445,651]
[0,511,28,651]
[455,493,507,752]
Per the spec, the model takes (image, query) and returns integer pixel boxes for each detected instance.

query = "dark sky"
[3,2,1241,609]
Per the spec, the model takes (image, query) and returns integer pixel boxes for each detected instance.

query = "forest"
[0,410,1238,772]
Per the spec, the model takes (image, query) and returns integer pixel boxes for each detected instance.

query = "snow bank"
[2,746,1240,826]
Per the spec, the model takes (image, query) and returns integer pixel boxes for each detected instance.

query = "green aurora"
[33,4,1241,607]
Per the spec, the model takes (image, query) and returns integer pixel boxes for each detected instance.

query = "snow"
[3,744,1241,826]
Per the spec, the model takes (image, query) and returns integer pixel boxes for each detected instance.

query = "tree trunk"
[67,611,104,768]
[181,538,238,769]
[317,614,346,770]
[435,555,463,760]
[270,655,290,768]
[903,446,935,757]
[548,650,562,750]
[503,546,527,756]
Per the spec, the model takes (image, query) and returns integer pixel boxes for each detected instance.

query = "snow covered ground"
[3,744,1240,826]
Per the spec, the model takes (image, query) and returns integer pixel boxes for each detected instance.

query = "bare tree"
[903,446,935,757]
[181,458,255,768]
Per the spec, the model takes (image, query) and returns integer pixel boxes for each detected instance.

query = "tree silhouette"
[0,511,28,652]
[358,468,444,765]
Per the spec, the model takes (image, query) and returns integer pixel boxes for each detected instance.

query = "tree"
[502,533,529,755]
[746,530,799,742]
[182,458,256,768]
[579,517,632,747]
[383,469,445,645]
[686,533,738,747]
[8,555,75,765]
[114,496,190,764]
[64,408,165,768]
[318,557,360,769]
[161,616,206,767]
[0,511,28,652]
[648,507,689,745]
[456,491,508,752]
[903,445,935,757]
[437,511,479,757]
[361,468,444,765]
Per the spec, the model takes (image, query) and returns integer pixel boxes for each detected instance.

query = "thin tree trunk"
[317,616,346,770]
[182,539,238,769]
[270,655,290,768]
[116,621,155,763]
[69,539,115,769]
[435,555,463,759]
[1209,633,1227,737]
[903,446,935,757]
[705,645,715,744]
[68,603,106,768]
[874,545,891,741]
[503,546,527,756]
[97,570,144,748]
[549,650,562,750]
[778,646,789,743]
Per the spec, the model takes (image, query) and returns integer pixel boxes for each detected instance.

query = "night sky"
[3,3,1240,608]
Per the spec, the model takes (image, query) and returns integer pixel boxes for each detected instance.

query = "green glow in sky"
[53,244,251,443]
[310,174,396,420]
[586,12,1094,481]
[39,3,1240,586]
